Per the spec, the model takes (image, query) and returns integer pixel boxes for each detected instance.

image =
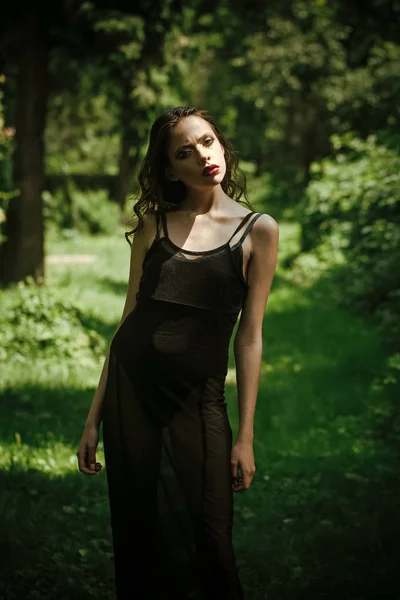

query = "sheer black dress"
[102,210,263,600]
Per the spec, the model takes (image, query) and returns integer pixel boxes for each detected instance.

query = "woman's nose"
[198,148,210,163]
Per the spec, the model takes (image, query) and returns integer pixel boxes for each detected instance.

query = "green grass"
[0,223,399,599]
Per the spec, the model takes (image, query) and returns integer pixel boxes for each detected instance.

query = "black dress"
[102,210,263,600]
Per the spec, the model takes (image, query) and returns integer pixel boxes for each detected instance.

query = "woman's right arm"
[76,212,157,474]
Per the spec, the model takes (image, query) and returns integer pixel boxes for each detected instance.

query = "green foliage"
[0,280,106,363]
[45,80,120,176]
[177,1,348,184]
[43,182,120,235]
[166,0,400,194]
[328,40,400,135]
[41,0,400,215]
[300,132,400,351]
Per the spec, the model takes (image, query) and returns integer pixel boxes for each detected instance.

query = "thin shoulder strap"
[227,212,257,245]
[155,211,161,239]
[236,212,263,246]
[160,210,168,238]
[155,210,168,239]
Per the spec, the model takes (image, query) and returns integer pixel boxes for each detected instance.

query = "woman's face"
[166,115,226,190]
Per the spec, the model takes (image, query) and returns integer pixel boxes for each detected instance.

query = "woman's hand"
[76,424,103,475]
[231,441,256,492]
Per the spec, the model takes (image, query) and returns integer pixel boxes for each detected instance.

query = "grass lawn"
[0,220,399,600]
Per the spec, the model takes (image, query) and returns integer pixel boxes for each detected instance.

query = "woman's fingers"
[88,444,96,471]
[76,425,102,476]
[231,463,238,478]
[232,464,257,492]
[231,462,243,490]
[76,444,101,475]
[77,447,94,475]
[231,458,238,480]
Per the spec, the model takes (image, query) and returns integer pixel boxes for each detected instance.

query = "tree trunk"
[0,11,49,286]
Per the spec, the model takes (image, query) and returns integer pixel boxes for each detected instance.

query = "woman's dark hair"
[124,106,253,245]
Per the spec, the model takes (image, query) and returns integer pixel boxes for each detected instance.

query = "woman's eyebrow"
[175,133,213,154]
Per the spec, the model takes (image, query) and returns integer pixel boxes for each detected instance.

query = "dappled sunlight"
[2,220,398,599]
[1,1,398,595]
[0,439,105,477]
[46,254,97,264]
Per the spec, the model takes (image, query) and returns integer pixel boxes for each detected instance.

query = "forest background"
[0,1,400,599]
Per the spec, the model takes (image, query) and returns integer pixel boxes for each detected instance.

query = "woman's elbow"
[234,331,263,348]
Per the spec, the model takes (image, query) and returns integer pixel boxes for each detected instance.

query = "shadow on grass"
[0,455,399,600]
[0,467,114,600]
[0,385,94,447]
[235,453,400,600]
[2,234,400,598]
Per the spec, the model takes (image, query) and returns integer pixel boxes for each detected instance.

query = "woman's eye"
[177,138,214,159]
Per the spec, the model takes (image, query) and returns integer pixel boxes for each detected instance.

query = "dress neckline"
[159,211,257,255]
[163,237,232,256]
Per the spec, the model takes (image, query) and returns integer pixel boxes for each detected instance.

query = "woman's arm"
[84,213,158,429]
[233,214,279,444]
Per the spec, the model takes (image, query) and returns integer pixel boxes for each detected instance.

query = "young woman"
[77,106,279,600]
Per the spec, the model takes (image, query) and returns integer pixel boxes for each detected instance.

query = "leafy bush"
[43,181,120,235]
[0,281,106,363]
[299,133,400,348]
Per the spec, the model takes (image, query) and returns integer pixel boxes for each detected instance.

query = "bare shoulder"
[131,211,158,251]
[253,213,279,238]
[142,210,158,231]
[248,213,279,261]
[231,201,279,237]
[251,213,279,244]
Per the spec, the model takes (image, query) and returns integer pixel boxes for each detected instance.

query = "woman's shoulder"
[249,212,279,251]
[136,211,160,249]
[235,204,278,233]
[253,212,279,231]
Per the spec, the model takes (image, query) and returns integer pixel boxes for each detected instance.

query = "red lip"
[203,164,219,176]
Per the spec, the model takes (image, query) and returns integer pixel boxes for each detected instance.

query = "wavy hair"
[124,106,253,245]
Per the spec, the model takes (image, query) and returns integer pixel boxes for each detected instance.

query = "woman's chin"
[202,172,225,186]
[184,172,225,190]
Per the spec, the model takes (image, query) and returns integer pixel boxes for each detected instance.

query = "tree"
[0,0,184,285]
[0,8,49,285]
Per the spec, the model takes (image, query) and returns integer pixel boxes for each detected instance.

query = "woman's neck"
[179,185,227,215]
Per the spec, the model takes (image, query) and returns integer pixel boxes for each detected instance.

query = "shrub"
[299,132,400,349]
[43,181,120,235]
[0,281,106,364]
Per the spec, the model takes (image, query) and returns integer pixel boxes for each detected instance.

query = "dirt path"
[46,254,97,264]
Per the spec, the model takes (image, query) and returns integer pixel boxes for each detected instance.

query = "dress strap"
[226,212,255,245]
[157,210,261,246]
[155,211,162,239]
[154,210,168,239]
[160,210,168,238]
[234,212,263,247]
[227,212,263,246]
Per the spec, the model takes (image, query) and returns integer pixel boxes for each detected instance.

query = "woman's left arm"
[231,214,279,492]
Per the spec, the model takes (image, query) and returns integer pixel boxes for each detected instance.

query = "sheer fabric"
[102,210,263,599]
